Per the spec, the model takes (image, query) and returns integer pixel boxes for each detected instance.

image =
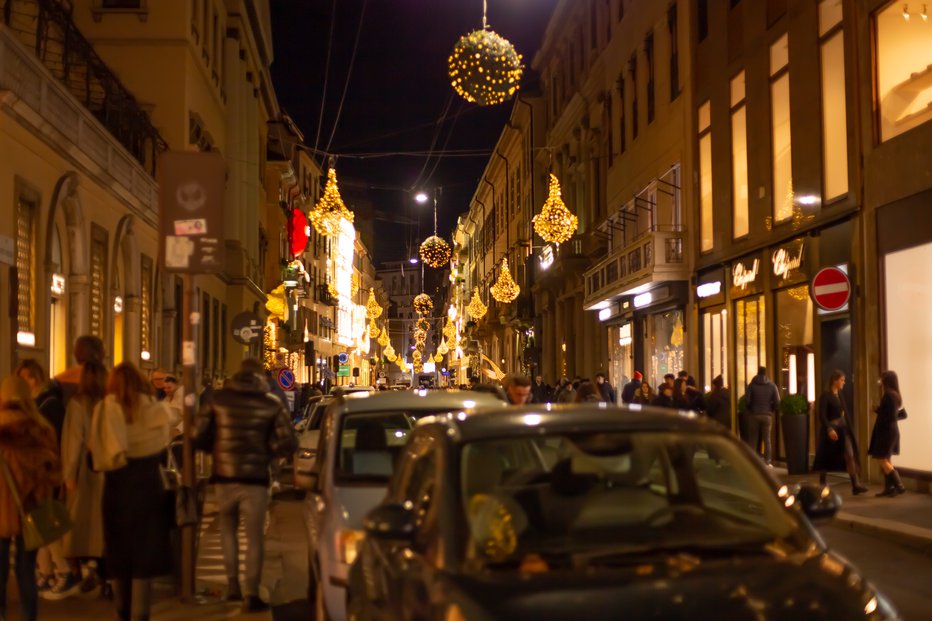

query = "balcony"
[1,0,166,174]
[583,228,689,310]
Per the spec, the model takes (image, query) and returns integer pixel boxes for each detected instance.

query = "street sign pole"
[181,273,197,601]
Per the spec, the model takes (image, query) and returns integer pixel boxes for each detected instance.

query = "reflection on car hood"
[447,552,891,621]
[331,483,389,530]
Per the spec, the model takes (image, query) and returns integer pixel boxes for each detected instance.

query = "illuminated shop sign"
[334,219,356,346]
[696,281,722,298]
[539,245,554,270]
[618,323,632,346]
[772,239,805,281]
[732,259,760,290]
[633,292,653,308]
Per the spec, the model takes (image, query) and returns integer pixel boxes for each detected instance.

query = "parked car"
[348,403,900,621]
[305,389,502,621]
[293,395,334,488]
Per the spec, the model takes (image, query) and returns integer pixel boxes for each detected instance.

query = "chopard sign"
[732,259,760,290]
[772,242,805,279]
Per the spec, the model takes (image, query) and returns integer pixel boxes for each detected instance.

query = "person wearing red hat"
[621,371,643,404]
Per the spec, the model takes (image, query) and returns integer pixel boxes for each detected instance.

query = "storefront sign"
[696,281,722,298]
[772,240,806,280]
[633,292,653,308]
[732,259,760,291]
[539,245,554,270]
[618,323,632,346]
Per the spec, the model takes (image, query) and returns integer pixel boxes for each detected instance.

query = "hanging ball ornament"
[413,293,434,316]
[490,258,520,303]
[466,287,488,320]
[448,28,524,107]
[309,167,354,237]
[419,235,452,269]
[533,174,578,244]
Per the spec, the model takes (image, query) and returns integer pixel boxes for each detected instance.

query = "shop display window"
[735,296,766,399]
[775,286,814,402]
[875,1,932,141]
[702,308,729,391]
[648,310,686,386]
[609,323,634,394]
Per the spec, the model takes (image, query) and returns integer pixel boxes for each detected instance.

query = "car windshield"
[459,432,805,568]
[333,410,445,484]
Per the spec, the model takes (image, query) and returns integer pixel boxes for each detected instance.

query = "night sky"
[269,0,558,265]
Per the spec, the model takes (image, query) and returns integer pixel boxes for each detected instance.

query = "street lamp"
[414,192,429,204]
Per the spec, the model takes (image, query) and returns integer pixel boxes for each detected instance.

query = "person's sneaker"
[242,595,269,613]
[42,573,81,600]
[77,574,102,599]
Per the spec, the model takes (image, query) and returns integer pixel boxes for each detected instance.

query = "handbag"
[0,455,72,551]
[897,408,908,420]
[162,443,198,527]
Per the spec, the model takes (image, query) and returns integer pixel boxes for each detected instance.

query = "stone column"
[123,294,141,365]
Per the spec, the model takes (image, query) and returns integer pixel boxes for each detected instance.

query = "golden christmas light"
[384,342,396,361]
[466,287,488,320]
[415,317,430,333]
[437,341,449,355]
[448,28,523,106]
[368,318,381,339]
[419,235,452,268]
[412,350,422,363]
[490,258,520,303]
[413,293,433,316]
[533,174,578,244]
[309,167,354,237]
[434,353,444,363]
[377,327,390,347]
[365,287,383,319]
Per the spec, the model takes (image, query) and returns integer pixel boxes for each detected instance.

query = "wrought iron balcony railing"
[2,0,166,174]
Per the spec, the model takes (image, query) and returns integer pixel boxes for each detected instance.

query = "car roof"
[417,403,727,442]
[332,389,503,415]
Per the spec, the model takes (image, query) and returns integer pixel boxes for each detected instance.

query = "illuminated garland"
[466,287,487,320]
[366,288,383,319]
[490,258,520,303]
[377,327,390,347]
[443,318,457,339]
[420,235,452,268]
[437,341,449,355]
[448,29,523,106]
[414,293,433,316]
[384,343,396,361]
[309,167,354,237]
[416,317,430,332]
[533,174,578,244]
[368,318,381,339]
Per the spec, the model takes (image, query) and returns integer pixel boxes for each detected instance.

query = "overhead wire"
[410,94,455,191]
[325,0,369,154]
[313,0,338,156]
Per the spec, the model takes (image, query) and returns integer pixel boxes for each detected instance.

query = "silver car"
[304,389,502,621]
[294,395,333,489]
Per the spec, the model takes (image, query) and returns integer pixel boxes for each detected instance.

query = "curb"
[831,510,932,555]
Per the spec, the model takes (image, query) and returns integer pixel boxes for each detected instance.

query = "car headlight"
[337,529,365,565]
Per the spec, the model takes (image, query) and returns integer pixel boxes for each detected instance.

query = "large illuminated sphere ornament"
[490,258,520,303]
[413,293,434,316]
[466,287,487,320]
[448,28,523,107]
[310,168,354,237]
[419,235,452,268]
[533,174,578,244]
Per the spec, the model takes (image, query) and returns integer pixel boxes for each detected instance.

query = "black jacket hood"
[224,371,271,394]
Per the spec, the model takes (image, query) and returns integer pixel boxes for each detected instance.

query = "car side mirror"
[364,504,415,541]
[794,483,842,520]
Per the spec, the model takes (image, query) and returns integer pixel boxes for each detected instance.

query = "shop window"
[731,72,749,238]
[735,296,766,398]
[702,308,729,391]
[775,286,814,402]
[770,34,793,222]
[49,226,66,375]
[15,196,36,342]
[875,2,932,141]
[648,310,685,387]
[141,255,153,362]
[820,1,848,201]
[609,323,633,394]
[698,100,713,252]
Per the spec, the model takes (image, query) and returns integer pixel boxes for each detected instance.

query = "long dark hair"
[880,370,902,407]
[107,362,153,423]
[77,360,108,405]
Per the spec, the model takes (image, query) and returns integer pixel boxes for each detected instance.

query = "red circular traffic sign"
[811,267,851,311]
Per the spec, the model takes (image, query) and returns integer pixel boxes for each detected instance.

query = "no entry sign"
[811,267,851,311]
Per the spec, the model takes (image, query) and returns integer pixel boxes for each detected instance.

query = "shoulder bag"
[0,455,72,551]
[897,408,908,420]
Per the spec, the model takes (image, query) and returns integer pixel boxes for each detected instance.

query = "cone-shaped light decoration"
[413,293,433,316]
[310,167,354,237]
[434,353,444,363]
[420,235,452,268]
[368,318,380,339]
[365,288,383,319]
[443,318,457,339]
[437,341,449,355]
[377,327,390,347]
[490,258,520,303]
[533,174,578,244]
[466,287,487,320]
[384,342,396,361]
[448,29,524,106]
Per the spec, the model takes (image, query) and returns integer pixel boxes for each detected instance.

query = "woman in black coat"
[705,375,732,430]
[812,370,867,494]
[868,370,905,497]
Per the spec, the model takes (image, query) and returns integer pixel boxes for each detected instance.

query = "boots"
[891,469,906,495]
[850,472,868,495]
[876,473,898,497]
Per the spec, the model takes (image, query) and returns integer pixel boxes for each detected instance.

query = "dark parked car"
[347,404,899,621]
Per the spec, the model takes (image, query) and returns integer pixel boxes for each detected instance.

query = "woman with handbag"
[868,370,906,497]
[812,370,868,495]
[58,360,108,599]
[95,362,172,621]
[0,376,63,621]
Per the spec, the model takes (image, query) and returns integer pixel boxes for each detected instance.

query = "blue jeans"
[215,483,270,596]
[0,536,38,621]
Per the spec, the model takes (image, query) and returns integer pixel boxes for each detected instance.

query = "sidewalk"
[782,469,932,554]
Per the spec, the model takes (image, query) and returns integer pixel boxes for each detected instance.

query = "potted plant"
[780,394,810,475]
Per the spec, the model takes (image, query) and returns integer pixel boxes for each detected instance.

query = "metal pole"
[180,273,197,600]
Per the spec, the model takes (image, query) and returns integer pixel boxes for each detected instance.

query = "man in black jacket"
[745,367,780,466]
[192,359,297,612]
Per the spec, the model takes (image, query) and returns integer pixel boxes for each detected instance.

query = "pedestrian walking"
[0,376,62,621]
[813,370,868,495]
[705,376,731,429]
[868,370,906,497]
[556,379,576,404]
[594,373,616,404]
[620,371,643,404]
[651,382,676,409]
[57,360,109,599]
[191,358,297,612]
[53,336,105,405]
[502,375,532,406]
[574,382,602,403]
[745,367,780,466]
[91,362,173,621]
[633,380,653,405]
[673,378,691,410]
[531,375,551,404]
